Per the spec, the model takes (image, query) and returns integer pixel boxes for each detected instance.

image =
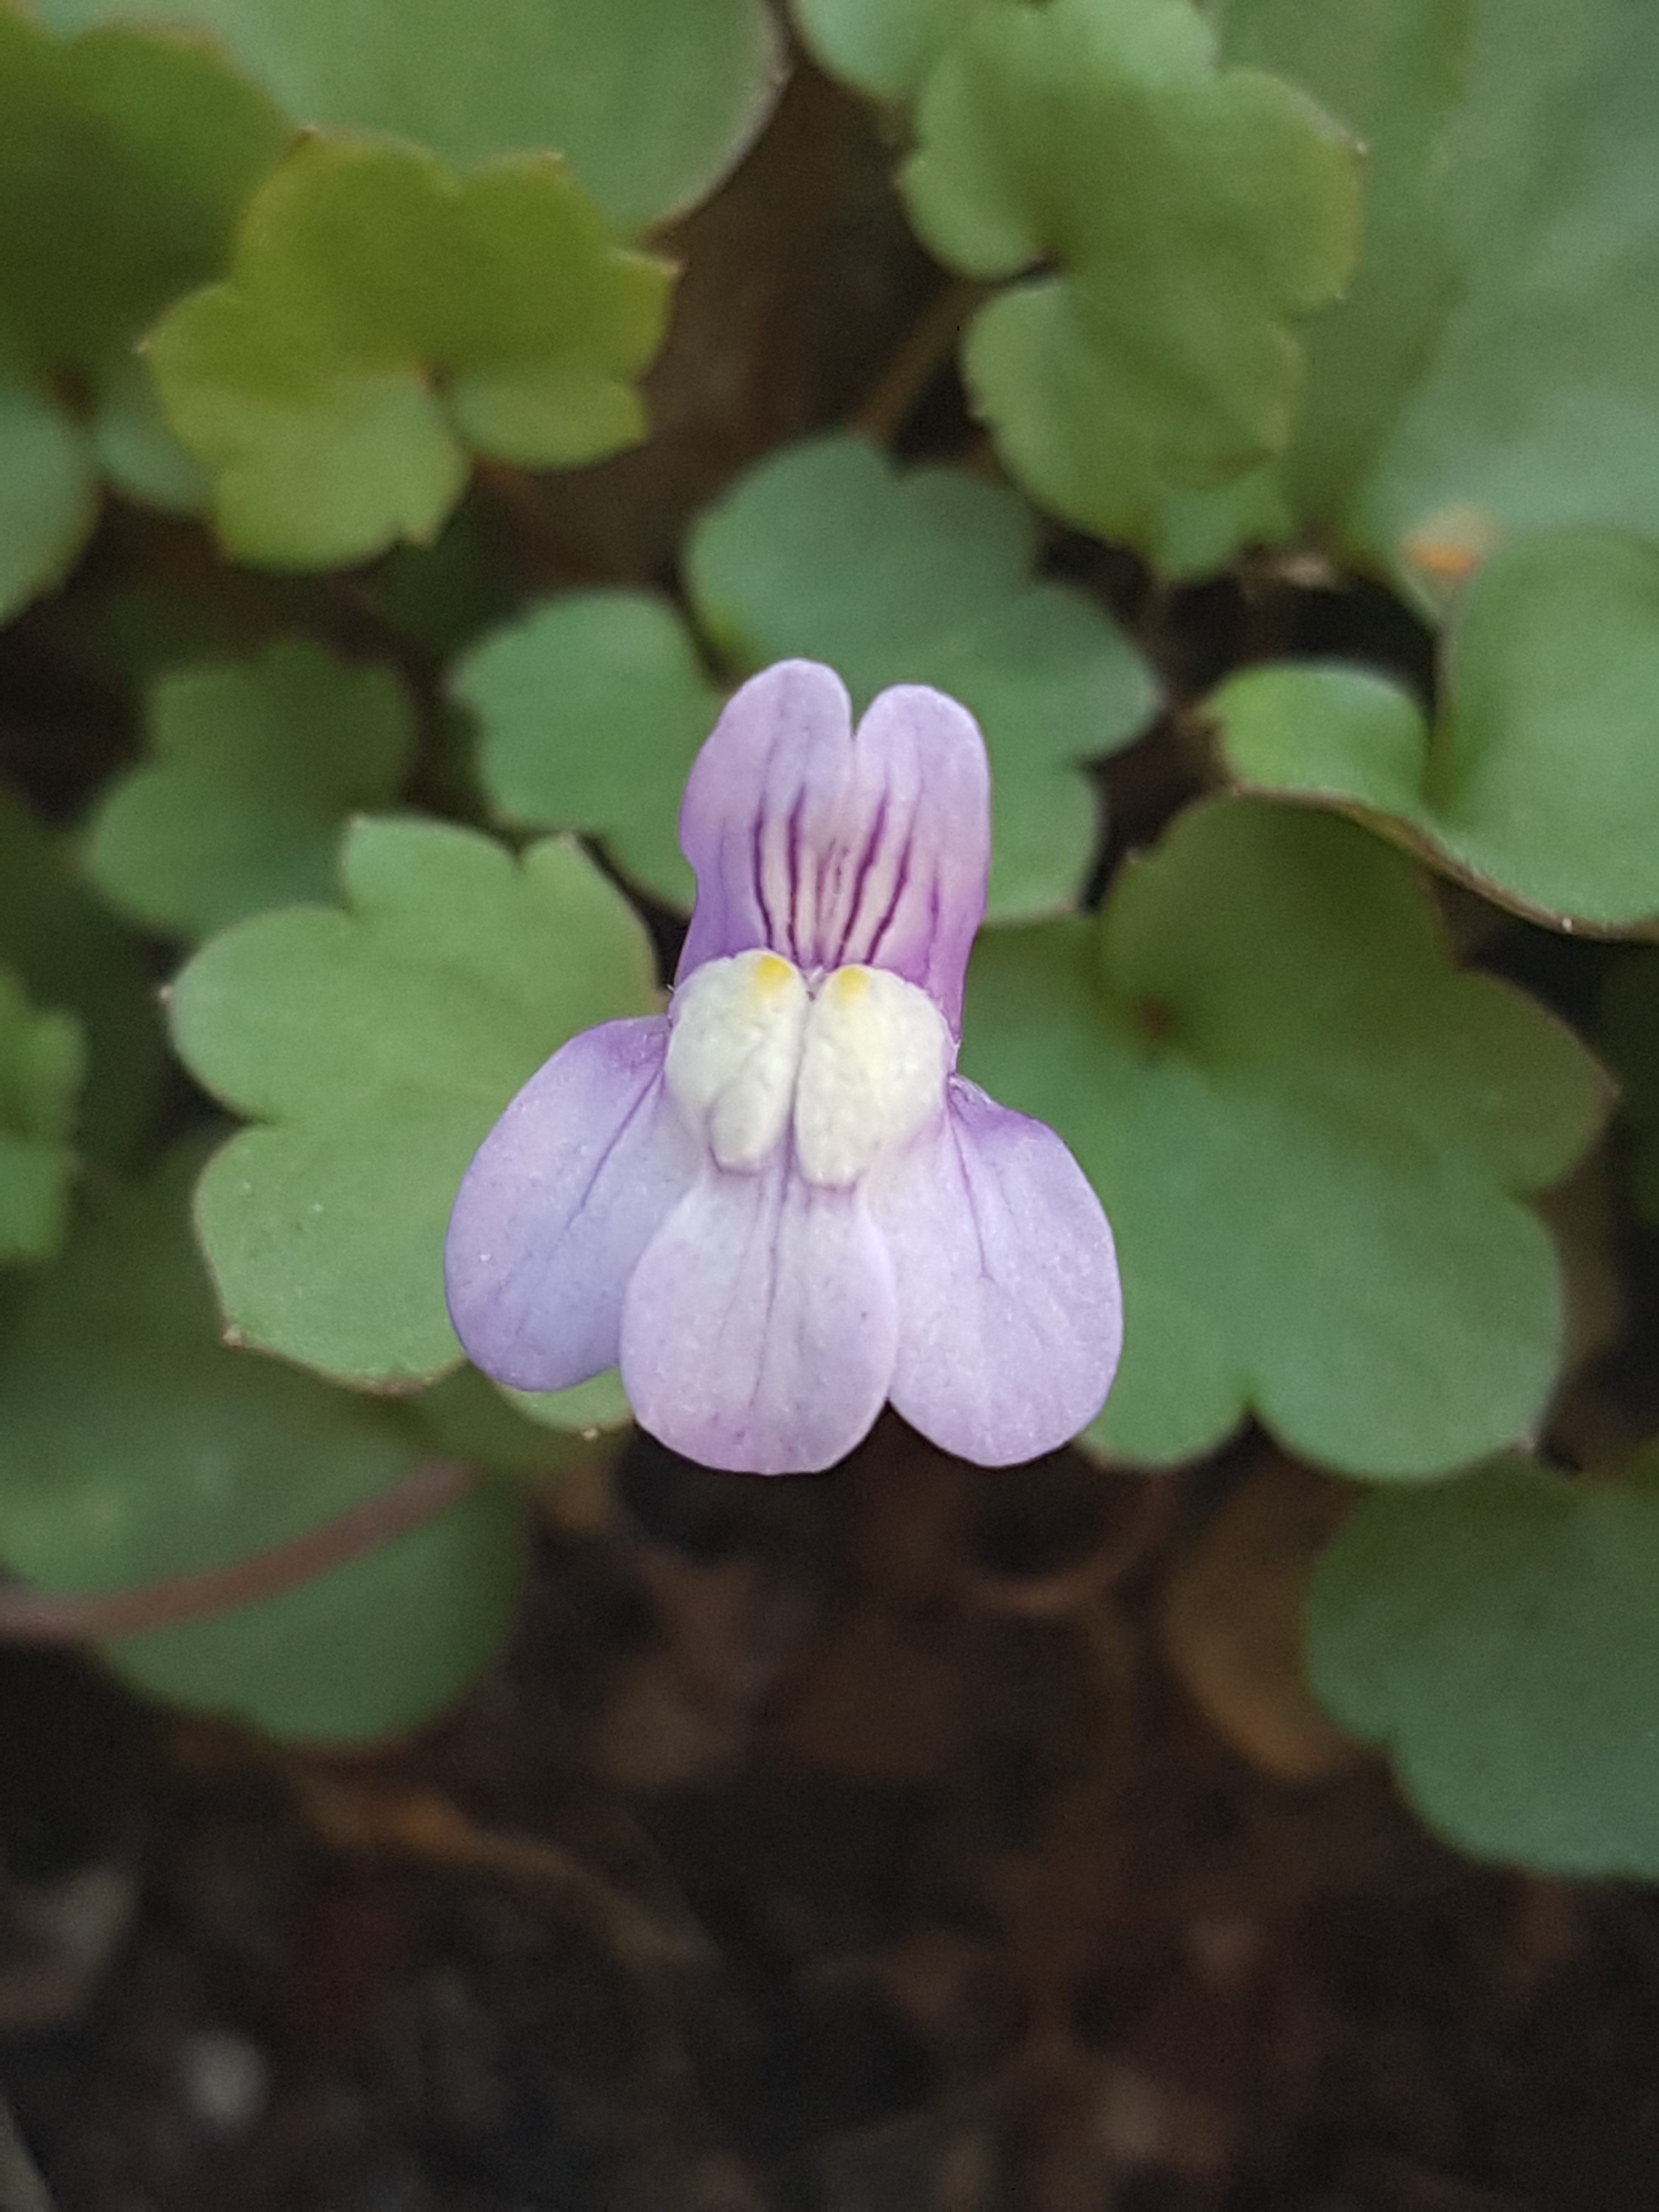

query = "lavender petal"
[677,660,990,1032]
[619,1154,899,1474]
[445,1016,696,1391]
[870,1080,1122,1466]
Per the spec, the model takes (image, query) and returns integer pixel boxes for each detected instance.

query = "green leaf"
[790,0,984,103]
[457,437,1161,921]
[898,0,1359,552]
[167,816,660,1388]
[0,1144,526,1741]
[403,1362,628,1477]
[0,7,288,614]
[0,378,99,624]
[0,967,84,1263]
[1199,0,1659,593]
[1306,1454,1659,1878]
[689,436,1161,916]
[149,135,674,570]
[38,0,782,233]
[1599,951,1659,1224]
[1211,532,1659,932]
[453,592,720,910]
[960,797,1608,1476]
[0,785,163,1167]
[86,639,416,939]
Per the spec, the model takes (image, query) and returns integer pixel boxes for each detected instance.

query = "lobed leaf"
[960,798,1609,1475]
[87,638,417,939]
[1190,0,1659,591]
[167,816,660,1387]
[1306,1453,1659,1878]
[0,5,287,616]
[1211,532,1659,932]
[0,1144,526,1740]
[38,0,783,233]
[149,135,674,569]
[455,435,1161,921]
[898,0,1359,551]
[0,967,84,1263]
[0,786,163,1167]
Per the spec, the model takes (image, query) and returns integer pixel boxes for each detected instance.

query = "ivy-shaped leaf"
[0,786,163,1167]
[1211,532,1659,933]
[0,7,287,618]
[38,0,782,234]
[1306,1453,1659,1878]
[453,435,1160,920]
[0,1144,526,1741]
[896,0,1359,551]
[1178,0,1659,591]
[86,639,417,939]
[0,967,83,1264]
[960,798,1608,1476]
[167,817,660,1388]
[149,135,674,570]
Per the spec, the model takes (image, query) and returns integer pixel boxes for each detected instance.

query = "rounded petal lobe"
[445,1016,694,1391]
[872,1080,1121,1465]
[619,1156,899,1474]
[677,659,990,1031]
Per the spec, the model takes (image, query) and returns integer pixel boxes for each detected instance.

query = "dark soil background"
[5,1425,1659,2212]
[3,53,1658,2212]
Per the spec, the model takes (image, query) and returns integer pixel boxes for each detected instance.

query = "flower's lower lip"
[664,948,952,1187]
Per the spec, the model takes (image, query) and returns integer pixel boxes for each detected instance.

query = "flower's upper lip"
[674,658,991,1035]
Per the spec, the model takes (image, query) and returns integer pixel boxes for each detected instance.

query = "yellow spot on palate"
[826,966,870,1006]
[752,952,795,996]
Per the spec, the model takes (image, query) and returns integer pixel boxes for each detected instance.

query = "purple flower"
[445,660,1121,1474]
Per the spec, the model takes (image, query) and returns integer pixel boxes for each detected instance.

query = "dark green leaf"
[39,0,782,232]
[0,967,83,1263]
[86,639,417,939]
[0,1144,527,1740]
[1307,1454,1659,1878]
[0,786,163,1167]
[0,7,286,614]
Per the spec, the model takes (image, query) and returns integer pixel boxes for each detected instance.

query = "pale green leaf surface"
[1194,0,1659,591]
[687,436,1161,916]
[38,0,782,232]
[1212,533,1659,930]
[1307,1454,1659,1878]
[87,639,416,938]
[960,799,1607,1475]
[790,0,984,103]
[0,1144,526,1740]
[149,136,673,569]
[167,817,660,1386]
[899,0,1359,552]
[0,785,163,1166]
[0,967,84,1263]
[453,592,720,909]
